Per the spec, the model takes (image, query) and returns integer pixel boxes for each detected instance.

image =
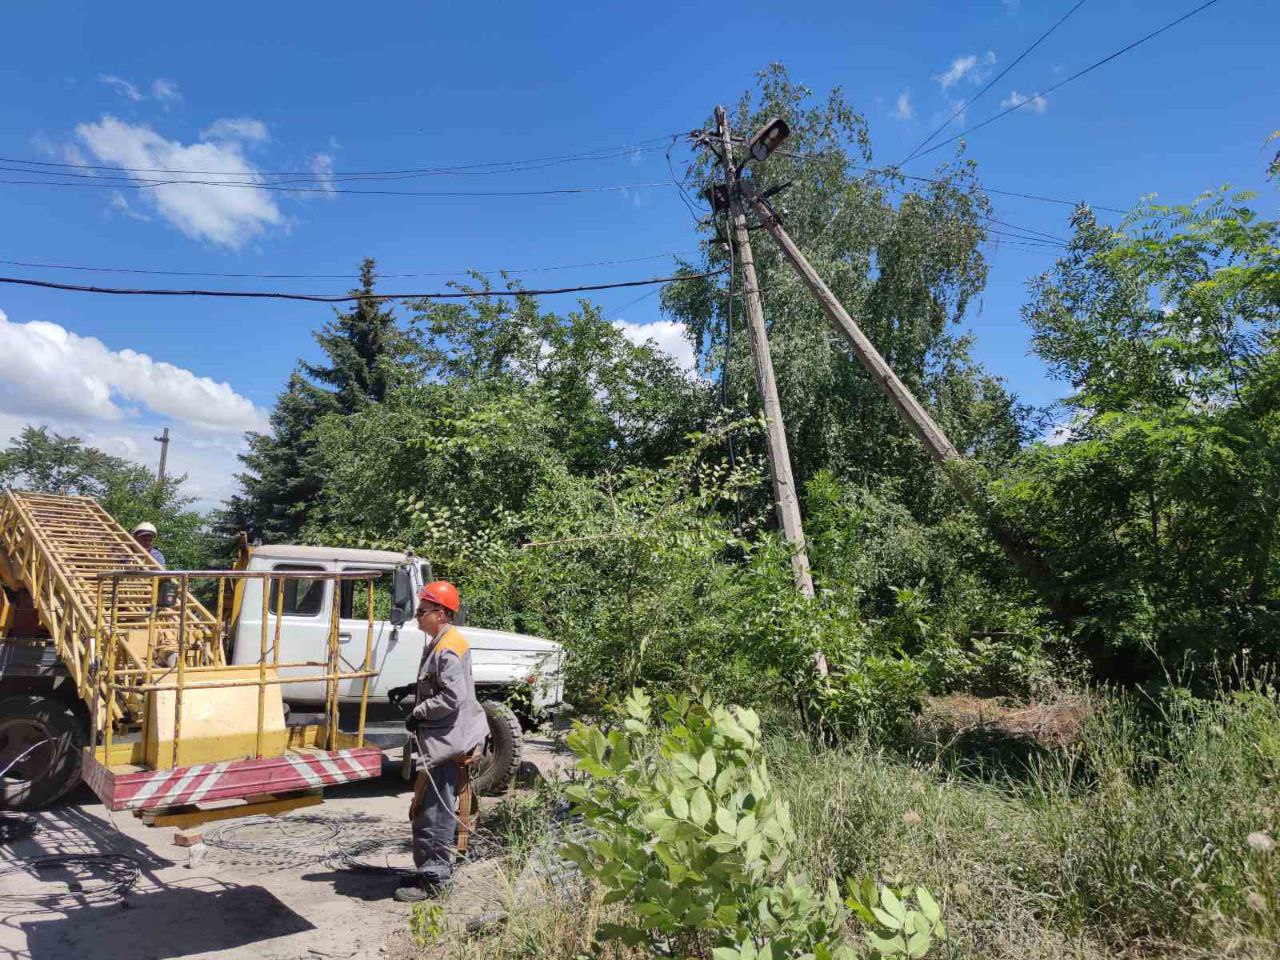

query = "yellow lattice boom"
[0,489,222,723]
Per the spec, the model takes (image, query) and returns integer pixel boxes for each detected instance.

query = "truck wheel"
[472,700,521,796]
[0,695,86,811]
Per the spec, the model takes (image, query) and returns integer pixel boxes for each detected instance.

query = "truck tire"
[472,700,521,796]
[0,695,86,811]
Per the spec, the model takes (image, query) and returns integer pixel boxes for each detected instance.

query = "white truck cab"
[229,544,565,792]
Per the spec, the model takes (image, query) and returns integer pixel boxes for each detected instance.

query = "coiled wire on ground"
[0,854,140,904]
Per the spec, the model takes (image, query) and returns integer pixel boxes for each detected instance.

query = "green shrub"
[562,689,946,959]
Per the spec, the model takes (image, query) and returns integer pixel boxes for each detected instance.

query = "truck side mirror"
[455,601,469,627]
[390,566,415,627]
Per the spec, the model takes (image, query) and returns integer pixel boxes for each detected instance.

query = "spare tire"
[471,700,521,796]
[0,695,86,811]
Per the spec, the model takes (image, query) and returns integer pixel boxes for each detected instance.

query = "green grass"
[772,685,1280,958]
[432,684,1280,959]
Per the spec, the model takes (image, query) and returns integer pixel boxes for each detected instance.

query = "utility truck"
[0,490,564,821]
[231,542,565,796]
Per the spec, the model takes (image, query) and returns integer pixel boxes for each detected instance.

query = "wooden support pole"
[741,189,961,467]
[742,188,1062,600]
[714,105,816,602]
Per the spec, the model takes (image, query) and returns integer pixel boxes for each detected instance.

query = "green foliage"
[223,257,411,542]
[663,65,1030,518]
[771,680,1280,956]
[0,425,214,569]
[563,690,946,959]
[843,879,945,959]
[408,901,445,946]
[1001,190,1280,679]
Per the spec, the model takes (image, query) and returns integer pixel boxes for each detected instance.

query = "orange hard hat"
[418,580,460,613]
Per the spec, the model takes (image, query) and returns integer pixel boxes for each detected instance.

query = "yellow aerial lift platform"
[0,489,382,825]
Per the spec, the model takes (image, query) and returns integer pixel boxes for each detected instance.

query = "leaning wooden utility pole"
[154,427,170,485]
[712,105,816,601]
[739,182,1059,596]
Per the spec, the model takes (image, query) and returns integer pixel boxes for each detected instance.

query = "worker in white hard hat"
[132,522,166,568]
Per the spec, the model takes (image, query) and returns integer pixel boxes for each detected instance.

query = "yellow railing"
[91,568,379,769]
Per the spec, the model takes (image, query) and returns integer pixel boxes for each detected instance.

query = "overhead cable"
[0,269,726,303]
[779,151,1127,213]
[900,0,1090,165]
[0,172,671,198]
[0,250,700,281]
[908,0,1222,163]
[0,135,680,180]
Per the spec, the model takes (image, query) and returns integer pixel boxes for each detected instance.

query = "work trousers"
[411,761,459,884]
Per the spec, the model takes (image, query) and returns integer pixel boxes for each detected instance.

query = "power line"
[0,135,679,180]
[778,150,1127,213]
[908,0,1222,163]
[0,250,700,281]
[0,172,671,199]
[0,269,726,303]
[981,215,1069,244]
[900,0,1090,166]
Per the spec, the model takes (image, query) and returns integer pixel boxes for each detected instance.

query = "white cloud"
[309,151,336,196]
[99,74,143,102]
[108,190,151,221]
[76,115,283,248]
[98,75,181,105]
[200,117,269,144]
[0,309,267,507]
[936,51,996,90]
[893,90,913,121]
[0,309,267,434]
[613,319,696,374]
[150,78,181,104]
[1000,89,1048,114]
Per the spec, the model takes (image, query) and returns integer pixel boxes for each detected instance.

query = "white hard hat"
[133,522,157,536]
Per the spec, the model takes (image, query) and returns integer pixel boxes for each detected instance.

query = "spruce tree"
[221,258,404,542]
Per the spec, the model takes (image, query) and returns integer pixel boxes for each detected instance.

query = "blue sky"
[1,0,1274,506]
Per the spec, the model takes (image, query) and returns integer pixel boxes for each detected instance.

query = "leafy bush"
[562,689,946,959]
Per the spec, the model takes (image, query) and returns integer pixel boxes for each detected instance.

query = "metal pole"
[172,575,188,769]
[256,574,269,758]
[713,105,816,601]
[357,580,375,748]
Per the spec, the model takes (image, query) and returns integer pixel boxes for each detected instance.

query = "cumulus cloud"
[76,115,283,248]
[612,319,696,374]
[893,90,913,121]
[936,51,996,90]
[0,309,267,433]
[1000,89,1049,114]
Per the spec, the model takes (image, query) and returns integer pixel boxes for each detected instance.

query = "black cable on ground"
[0,853,140,904]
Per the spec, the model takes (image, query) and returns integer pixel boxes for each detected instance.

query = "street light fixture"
[744,117,790,165]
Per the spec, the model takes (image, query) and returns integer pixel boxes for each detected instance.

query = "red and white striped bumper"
[81,747,383,811]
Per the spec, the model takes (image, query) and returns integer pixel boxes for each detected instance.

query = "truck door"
[235,562,333,704]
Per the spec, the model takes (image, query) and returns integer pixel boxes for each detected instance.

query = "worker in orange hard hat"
[393,580,488,903]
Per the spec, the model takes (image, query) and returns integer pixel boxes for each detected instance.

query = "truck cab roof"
[251,544,413,566]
